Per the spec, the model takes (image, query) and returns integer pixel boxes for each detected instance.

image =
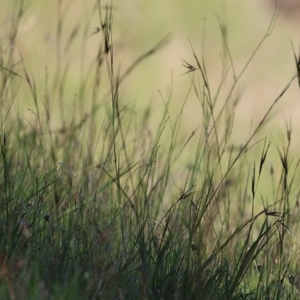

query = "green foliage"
[0,1,300,299]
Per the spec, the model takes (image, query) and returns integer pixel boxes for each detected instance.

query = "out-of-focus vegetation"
[1,1,300,299]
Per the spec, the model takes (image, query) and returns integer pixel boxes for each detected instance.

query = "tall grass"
[0,1,300,299]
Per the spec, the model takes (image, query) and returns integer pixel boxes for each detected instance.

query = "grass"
[1,1,300,299]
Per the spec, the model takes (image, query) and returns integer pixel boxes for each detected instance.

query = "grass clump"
[0,1,300,299]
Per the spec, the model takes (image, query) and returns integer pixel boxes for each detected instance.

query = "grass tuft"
[0,1,300,299]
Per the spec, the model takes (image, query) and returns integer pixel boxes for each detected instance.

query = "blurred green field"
[1,0,299,196]
[1,0,300,202]
[1,0,300,143]
[1,0,299,188]
[1,1,300,299]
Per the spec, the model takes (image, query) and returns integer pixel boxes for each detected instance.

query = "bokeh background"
[1,0,300,150]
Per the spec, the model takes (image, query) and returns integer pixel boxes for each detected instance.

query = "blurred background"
[1,0,300,150]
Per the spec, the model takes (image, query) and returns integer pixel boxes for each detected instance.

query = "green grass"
[1,1,300,299]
